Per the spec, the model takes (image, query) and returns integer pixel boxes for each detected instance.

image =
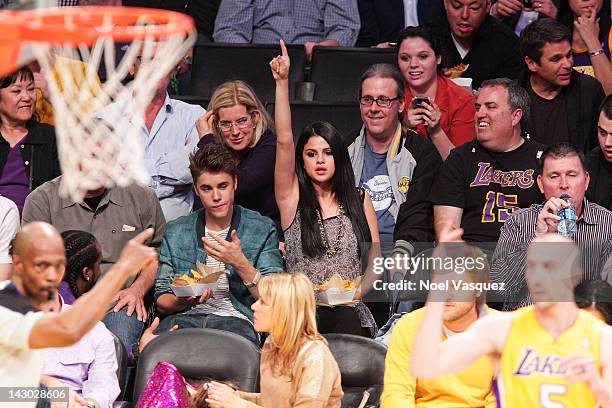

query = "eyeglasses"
[359,96,400,108]
[218,115,254,132]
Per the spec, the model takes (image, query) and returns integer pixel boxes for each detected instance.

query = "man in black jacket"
[586,95,612,211]
[517,18,605,152]
[356,0,445,47]
[429,0,523,88]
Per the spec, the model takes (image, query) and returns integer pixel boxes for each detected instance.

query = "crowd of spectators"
[0,0,612,407]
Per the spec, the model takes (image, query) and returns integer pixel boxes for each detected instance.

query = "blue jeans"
[157,312,259,345]
[103,308,146,356]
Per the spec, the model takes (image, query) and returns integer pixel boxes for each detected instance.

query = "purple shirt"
[0,138,29,214]
[42,300,120,408]
[58,282,76,305]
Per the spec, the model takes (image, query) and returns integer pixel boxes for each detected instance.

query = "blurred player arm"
[433,206,463,242]
[411,302,509,379]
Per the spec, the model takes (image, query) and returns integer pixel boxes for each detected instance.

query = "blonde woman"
[196,80,281,239]
[204,273,343,408]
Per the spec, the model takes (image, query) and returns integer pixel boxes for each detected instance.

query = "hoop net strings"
[29,12,196,201]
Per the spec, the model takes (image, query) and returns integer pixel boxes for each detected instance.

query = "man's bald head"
[12,222,64,259]
[527,234,582,306]
[11,222,66,309]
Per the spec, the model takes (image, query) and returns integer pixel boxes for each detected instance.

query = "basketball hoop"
[0,6,196,201]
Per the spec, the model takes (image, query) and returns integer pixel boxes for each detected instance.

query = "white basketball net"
[27,12,196,201]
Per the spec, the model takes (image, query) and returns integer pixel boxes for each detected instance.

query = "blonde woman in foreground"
[204,273,343,408]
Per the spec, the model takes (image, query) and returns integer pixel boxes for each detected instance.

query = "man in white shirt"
[0,196,19,280]
[0,222,155,407]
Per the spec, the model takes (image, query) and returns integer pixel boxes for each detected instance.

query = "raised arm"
[411,301,507,379]
[270,40,299,230]
[412,225,509,379]
[28,229,157,349]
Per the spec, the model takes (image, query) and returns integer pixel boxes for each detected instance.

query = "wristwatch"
[245,270,262,288]
[84,399,96,408]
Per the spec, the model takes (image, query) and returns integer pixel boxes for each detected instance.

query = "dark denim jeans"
[157,312,259,345]
[103,308,146,351]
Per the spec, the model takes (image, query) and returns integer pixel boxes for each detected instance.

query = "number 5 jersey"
[493,306,603,408]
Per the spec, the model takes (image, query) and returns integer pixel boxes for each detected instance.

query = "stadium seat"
[265,101,361,141]
[309,46,398,102]
[324,333,387,408]
[130,328,261,404]
[175,95,210,110]
[111,332,129,402]
[191,43,307,103]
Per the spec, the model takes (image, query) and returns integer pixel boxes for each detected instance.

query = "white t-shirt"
[0,305,45,408]
[0,197,20,264]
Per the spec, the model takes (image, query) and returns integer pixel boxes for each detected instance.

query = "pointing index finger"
[280,39,288,57]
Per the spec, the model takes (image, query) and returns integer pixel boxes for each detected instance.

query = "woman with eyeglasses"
[196,80,281,239]
[270,41,380,338]
[398,26,477,160]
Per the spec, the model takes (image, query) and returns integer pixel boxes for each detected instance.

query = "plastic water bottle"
[557,193,577,236]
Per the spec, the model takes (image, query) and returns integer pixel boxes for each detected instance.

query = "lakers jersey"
[494,306,603,408]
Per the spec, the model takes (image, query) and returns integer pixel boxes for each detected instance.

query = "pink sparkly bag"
[135,361,195,408]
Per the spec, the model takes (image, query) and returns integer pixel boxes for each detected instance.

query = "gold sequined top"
[238,339,343,407]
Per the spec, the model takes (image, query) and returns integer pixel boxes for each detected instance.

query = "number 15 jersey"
[431,139,546,242]
[494,306,603,408]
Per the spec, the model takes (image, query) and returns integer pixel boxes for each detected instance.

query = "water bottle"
[557,193,577,236]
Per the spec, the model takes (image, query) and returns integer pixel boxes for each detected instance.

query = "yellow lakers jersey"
[495,306,603,408]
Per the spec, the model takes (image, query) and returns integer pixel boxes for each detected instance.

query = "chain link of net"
[29,12,196,201]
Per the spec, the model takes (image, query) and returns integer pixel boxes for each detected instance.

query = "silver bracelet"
[589,48,605,57]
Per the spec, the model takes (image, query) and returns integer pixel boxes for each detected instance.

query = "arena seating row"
[176,96,361,141]
[190,43,397,103]
[112,330,386,408]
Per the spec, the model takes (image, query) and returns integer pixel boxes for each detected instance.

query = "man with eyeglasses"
[96,52,205,223]
[347,63,442,254]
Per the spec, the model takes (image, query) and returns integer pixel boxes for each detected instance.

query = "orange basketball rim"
[0,6,195,77]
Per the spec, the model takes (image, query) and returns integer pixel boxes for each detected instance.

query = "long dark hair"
[557,0,611,44]
[295,122,371,258]
[575,280,612,325]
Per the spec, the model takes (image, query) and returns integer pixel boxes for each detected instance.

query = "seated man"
[22,175,165,350]
[0,222,155,399]
[41,233,119,408]
[96,51,205,222]
[586,95,612,210]
[356,0,445,47]
[213,0,361,59]
[517,18,605,152]
[431,78,545,244]
[347,63,442,251]
[492,143,612,309]
[154,143,283,344]
[0,196,19,280]
[428,0,522,88]
[381,245,496,407]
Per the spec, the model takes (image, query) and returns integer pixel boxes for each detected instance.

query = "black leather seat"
[174,95,210,110]
[265,101,361,142]
[131,328,261,403]
[324,333,387,408]
[310,46,398,103]
[191,43,306,103]
[111,332,129,402]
